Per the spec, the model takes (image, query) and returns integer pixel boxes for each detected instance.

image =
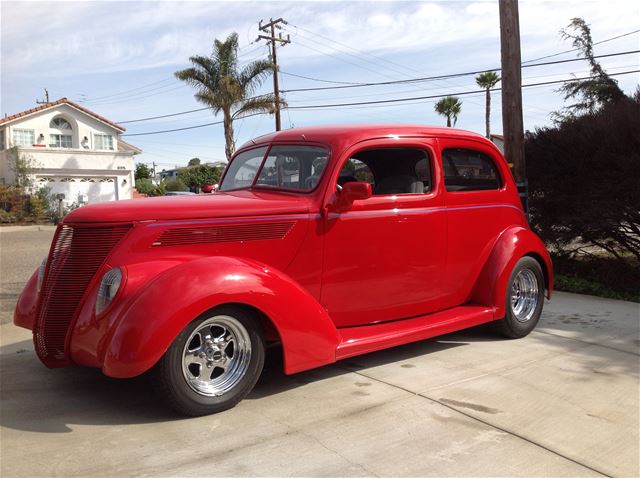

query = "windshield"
[220,145,329,192]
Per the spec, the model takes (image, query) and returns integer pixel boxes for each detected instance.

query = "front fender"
[471,227,553,319]
[101,256,341,378]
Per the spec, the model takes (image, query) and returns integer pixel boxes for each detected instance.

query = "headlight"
[95,267,123,315]
[37,257,48,293]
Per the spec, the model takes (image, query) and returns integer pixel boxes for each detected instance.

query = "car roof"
[237,124,491,151]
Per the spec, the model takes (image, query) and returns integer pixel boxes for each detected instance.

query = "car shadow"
[0,327,486,433]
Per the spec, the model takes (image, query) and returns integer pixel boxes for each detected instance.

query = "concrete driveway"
[1,226,638,477]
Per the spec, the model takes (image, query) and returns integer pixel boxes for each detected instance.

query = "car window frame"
[333,145,436,198]
[253,143,331,194]
[440,147,504,193]
[219,142,332,194]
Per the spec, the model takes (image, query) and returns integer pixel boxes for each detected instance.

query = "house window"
[50,117,72,130]
[49,116,73,148]
[0,129,5,150]
[49,134,73,148]
[12,129,35,147]
[94,134,114,150]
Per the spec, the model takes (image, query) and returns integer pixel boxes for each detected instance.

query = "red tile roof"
[0,97,125,132]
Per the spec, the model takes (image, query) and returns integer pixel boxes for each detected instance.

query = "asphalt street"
[1,226,638,477]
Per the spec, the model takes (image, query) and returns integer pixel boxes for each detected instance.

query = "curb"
[0,225,56,232]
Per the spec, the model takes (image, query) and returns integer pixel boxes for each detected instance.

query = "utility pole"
[257,18,290,131]
[499,0,527,211]
[36,88,50,104]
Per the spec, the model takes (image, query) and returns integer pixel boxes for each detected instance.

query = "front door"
[320,139,447,328]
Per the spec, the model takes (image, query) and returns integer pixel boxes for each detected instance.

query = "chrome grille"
[34,224,131,367]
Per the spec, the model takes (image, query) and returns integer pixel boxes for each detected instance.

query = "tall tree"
[175,33,281,161]
[475,71,501,138]
[134,163,152,181]
[434,96,462,127]
[557,18,625,119]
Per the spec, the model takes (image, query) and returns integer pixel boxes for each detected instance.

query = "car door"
[320,138,447,328]
[438,137,521,307]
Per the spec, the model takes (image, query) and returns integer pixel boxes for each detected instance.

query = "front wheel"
[152,306,265,416]
[494,256,545,339]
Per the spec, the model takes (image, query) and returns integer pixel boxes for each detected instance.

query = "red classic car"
[15,125,553,416]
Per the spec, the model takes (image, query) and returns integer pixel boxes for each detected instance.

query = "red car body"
[15,125,553,380]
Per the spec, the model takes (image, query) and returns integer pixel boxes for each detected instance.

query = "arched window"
[50,117,72,130]
[49,116,73,148]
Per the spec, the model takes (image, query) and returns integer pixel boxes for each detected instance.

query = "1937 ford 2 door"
[15,125,553,416]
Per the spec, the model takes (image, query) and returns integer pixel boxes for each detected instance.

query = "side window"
[338,148,431,195]
[339,158,375,189]
[442,149,501,192]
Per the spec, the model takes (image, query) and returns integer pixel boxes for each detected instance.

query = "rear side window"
[442,149,501,192]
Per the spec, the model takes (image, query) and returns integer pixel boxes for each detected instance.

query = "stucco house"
[0,98,141,206]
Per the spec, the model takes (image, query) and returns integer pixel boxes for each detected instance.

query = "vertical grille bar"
[34,224,131,367]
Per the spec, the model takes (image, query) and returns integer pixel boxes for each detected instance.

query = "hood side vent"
[154,221,296,247]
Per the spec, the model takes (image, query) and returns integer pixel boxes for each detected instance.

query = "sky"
[1,0,639,171]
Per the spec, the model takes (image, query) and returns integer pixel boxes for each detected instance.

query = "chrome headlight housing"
[37,257,48,293]
[95,267,123,315]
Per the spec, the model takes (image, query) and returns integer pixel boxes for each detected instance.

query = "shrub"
[135,179,165,197]
[526,96,640,261]
[178,165,222,191]
[165,178,188,192]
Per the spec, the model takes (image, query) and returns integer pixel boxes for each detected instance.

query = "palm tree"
[175,33,280,161]
[475,71,501,138]
[434,96,462,127]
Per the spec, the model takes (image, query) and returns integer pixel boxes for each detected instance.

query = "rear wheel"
[153,306,264,416]
[494,257,545,339]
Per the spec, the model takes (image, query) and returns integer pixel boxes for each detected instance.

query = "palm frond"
[475,71,500,89]
[238,60,275,97]
[232,94,283,119]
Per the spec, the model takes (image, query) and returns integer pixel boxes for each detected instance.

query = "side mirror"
[338,181,372,209]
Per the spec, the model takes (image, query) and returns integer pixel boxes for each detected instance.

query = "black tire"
[152,305,265,416]
[493,256,545,339]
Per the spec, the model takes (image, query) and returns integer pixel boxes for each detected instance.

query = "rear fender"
[471,227,553,318]
[102,256,340,378]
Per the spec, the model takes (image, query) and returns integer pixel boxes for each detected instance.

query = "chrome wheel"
[510,269,539,322]
[181,315,252,397]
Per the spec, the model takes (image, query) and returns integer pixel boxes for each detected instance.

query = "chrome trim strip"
[149,214,321,228]
[328,204,522,220]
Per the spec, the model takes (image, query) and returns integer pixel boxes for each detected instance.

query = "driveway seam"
[536,329,640,356]
[341,366,612,478]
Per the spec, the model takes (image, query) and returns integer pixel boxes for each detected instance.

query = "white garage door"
[37,176,117,206]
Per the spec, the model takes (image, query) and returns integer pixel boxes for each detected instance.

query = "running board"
[335,305,495,360]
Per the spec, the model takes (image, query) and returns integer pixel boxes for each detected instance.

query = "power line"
[86,84,187,106]
[281,49,639,93]
[285,23,428,79]
[116,49,638,124]
[122,112,265,137]
[80,42,264,104]
[522,28,640,64]
[122,69,638,135]
[79,77,176,103]
[284,69,640,109]
[280,71,364,85]
[120,107,210,124]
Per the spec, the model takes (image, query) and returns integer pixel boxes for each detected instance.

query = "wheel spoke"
[181,315,253,396]
[186,332,202,353]
[510,269,540,323]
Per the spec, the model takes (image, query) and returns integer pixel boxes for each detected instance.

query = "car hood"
[64,190,311,224]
